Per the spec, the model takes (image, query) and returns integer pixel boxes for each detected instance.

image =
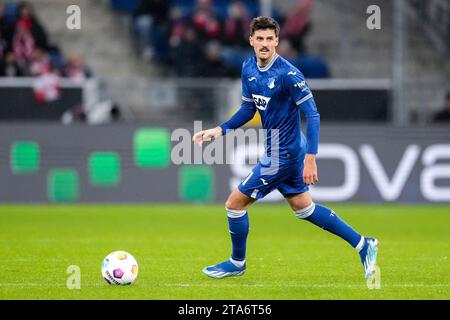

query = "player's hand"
[303,154,319,185]
[192,127,222,146]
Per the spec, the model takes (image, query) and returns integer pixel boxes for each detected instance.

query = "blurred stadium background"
[0,0,448,203]
[0,0,449,300]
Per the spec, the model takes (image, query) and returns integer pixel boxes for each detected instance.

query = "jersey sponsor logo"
[288,71,297,76]
[267,77,276,89]
[293,81,307,88]
[251,94,271,111]
[248,77,257,82]
[260,178,268,185]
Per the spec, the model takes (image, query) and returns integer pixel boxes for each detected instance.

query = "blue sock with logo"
[295,203,362,248]
[226,209,249,262]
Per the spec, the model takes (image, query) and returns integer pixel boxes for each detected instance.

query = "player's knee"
[291,201,312,212]
[225,188,255,211]
[225,197,248,211]
[225,199,233,210]
[287,192,313,212]
[225,199,242,211]
[225,193,240,210]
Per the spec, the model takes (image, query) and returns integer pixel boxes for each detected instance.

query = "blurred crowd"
[0,1,92,81]
[111,0,329,78]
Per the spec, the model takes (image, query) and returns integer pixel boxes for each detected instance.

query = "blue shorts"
[238,157,309,200]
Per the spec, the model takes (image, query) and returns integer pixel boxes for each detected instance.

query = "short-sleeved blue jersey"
[221,53,320,162]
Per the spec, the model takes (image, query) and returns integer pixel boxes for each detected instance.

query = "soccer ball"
[101,251,139,285]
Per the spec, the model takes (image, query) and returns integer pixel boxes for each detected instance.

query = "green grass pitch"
[0,204,449,299]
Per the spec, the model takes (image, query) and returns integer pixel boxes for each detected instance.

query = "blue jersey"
[221,53,320,162]
[220,53,321,199]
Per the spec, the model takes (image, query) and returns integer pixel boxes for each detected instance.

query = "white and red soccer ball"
[101,251,139,285]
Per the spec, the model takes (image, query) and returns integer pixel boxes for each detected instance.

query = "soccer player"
[192,16,378,280]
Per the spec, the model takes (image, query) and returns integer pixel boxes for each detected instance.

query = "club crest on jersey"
[267,77,276,89]
[252,94,271,110]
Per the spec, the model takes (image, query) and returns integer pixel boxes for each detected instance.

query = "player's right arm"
[192,100,256,145]
[218,98,256,134]
[192,126,222,145]
[193,66,256,146]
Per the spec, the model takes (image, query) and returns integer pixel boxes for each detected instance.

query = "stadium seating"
[0,1,91,80]
[112,0,328,78]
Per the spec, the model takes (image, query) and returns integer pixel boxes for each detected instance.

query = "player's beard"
[258,49,274,66]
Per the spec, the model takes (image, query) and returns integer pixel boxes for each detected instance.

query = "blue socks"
[225,203,362,265]
[226,208,249,262]
[295,203,362,248]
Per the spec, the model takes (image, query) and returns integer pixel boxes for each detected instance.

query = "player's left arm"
[283,72,320,185]
[300,97,320,185]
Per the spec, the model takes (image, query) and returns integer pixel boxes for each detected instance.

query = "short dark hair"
[250,16,280,37]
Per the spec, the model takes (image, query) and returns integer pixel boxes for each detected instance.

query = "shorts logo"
[252,94,271,111]
[251,189,259,198]
[260,178,268,185]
